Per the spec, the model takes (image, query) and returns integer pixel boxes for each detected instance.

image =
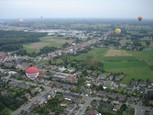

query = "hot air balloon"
[25,67,39,80]
[115,28,121,35]
[138,16,142,22]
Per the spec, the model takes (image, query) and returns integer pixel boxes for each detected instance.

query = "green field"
[24,36,73,53]
[74,48,108,61]
[70,48,153,84]
[24,35,153,84]
[130,50,153,65]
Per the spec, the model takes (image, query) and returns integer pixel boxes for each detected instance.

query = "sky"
[0,0,153,19]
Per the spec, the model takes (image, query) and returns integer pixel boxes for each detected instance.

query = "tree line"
[0,30,46,51]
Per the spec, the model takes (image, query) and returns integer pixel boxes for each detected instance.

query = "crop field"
[104,49,132,56]
[71,48,153,84]
[24,36,73,53]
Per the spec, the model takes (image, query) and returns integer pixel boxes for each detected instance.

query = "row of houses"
[47,32,100,59]
[32,90,56,107]
[52,72,78,83]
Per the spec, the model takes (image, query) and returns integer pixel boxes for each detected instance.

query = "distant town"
[0,19,153,115]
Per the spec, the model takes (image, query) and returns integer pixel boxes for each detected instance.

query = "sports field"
[71,48,153,84]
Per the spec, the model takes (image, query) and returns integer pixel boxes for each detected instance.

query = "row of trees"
[16,46,58,56]
[39,46,57,54]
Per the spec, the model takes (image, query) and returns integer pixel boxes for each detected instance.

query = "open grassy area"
[70,48,153,84]
[130,50,153,66]
[24,36,73,53]
[74,48,108,61]
[104,61,153,84]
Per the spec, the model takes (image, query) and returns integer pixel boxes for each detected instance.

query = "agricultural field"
[71,48,153,84]
[24,36,73,53]
[104,49,132,56]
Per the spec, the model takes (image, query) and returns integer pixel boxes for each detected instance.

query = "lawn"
[70,48,153,84]
[24,36,73,53]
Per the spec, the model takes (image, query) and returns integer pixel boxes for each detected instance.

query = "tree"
[61,54,68,66]
[16,49,27,56]
[48,59,52,65]
[0,108,10,115]
[145,41,151,47]
[82,70,88,76]
[0,103,5,112]
[117,104,127,115]
[40,46,57,54]
[97,85,104,91]
[84,55,104,71]
[62,42,70,48]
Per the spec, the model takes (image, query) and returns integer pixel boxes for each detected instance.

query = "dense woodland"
[0,30,46,51]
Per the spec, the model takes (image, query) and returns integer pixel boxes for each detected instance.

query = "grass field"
[74,48,108,61]
[24,35,153,84]
[24,36,73,53]
[130,50,153,66]
[70,48,153,84]
[104,61,153,84]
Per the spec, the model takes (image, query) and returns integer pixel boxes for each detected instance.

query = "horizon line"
[0,17,153,20]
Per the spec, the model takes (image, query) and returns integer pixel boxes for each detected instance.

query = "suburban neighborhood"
[1,17,153,115]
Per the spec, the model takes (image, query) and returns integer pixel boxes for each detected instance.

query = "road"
[75,97,101,115]
[127,104,152,115]
[9,78,51,115]
[10,77,152,115]
[11,86,51,115]
[10,78,81,115]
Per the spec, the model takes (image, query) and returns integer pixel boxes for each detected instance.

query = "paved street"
[10,77,153,115]
[75,97,101,115]
[128,104,152,115]
[11,86,51,115]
